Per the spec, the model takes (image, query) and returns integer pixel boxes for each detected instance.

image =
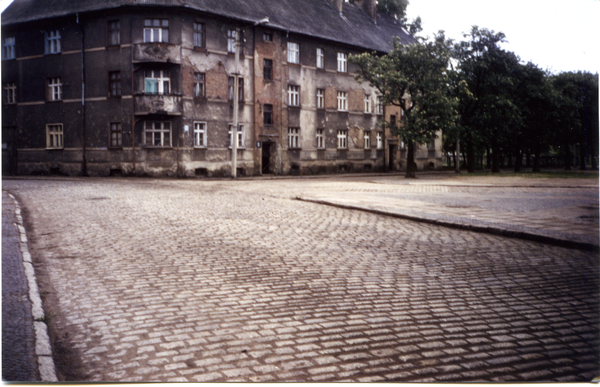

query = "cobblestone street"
[3,175,599,382]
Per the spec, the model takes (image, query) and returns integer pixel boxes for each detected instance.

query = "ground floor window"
[46,123,63,149]
[144,121,171,147]
[316,129,324,149]
[194,122,206,147]
[337,129,347,149]
[228,124,245,148]
[109,122,122,148]
[364,131,371,149]
[377,132,383,149]
[288,127,299,149]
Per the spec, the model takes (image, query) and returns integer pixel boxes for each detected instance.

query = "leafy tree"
[350,32,458,177]
[376,0,409,19]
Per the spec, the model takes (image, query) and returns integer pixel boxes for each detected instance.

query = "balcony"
[133,43,181,64]
[134,94,182,115]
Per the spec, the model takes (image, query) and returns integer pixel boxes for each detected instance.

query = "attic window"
[263,32,273,42]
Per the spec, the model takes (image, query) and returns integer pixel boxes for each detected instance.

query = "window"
[46,124,63,149]
[364,94,371,113]
[227,29,237,53]
[263,32,273,42]
[193,22,205,48]
[144,70,170,95]
[47,77,62,101]
[390,114,396,127]
[45,30,61,54]
[364,131,371,149]
[228,77,243,101]
[287,85,300,106]
[109,71,121,97]
[428,139,436,150]
[337,52,347,72]
[194,122,207,147]
[2,37,15,60]
[228,124,245,148]
[109,122,122,148]
[377,132,383,149]
[108,21,120,46]
[316,89,324,109]
[264,104,273,125]
[3,82,16,104]
[263,59,273,81]
[316,129,324,149]
[376,96,383,114]
[287,42,299,64]
[337,91,347,111]
[144,121,171,147]
[316,48,324,69]
[337,130,348,149]
[288,127,300,148]
[144,19,169,43]
[193,72,205,98]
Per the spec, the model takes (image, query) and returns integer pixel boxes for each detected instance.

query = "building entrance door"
[2,127,17,176]
[262,142,273,174]
[388,145,395,171]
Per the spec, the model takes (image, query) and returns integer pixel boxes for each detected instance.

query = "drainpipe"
[77,14,87,176]
[131,32,136,172]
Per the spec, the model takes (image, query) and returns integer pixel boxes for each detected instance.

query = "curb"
[7,192,58,382]
[297,197,600,252]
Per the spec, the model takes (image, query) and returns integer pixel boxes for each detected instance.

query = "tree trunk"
[532,142,541,172]
[564,142,572,171]
[405,140,417,178]
[466,139,475,173]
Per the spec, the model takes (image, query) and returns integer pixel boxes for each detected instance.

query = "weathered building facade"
[2,0,443,177]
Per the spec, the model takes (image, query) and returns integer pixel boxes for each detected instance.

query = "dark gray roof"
[1,0,414,52]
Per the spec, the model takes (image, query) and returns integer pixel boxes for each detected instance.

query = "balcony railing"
[134,94,182,115]
[133,43,181,64]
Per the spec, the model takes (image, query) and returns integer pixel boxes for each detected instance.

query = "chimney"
[330,0,343,13]
[355,0,377,23]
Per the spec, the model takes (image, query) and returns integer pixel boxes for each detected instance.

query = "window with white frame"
[287,42,299,64]
[228,124,245,148]
[228,76,243,101]
[108,21,120,46]
[193,72,205,98]
[47,77,62,101]
[46,124,63,149]
[145,121,171,147]
[288,127,299,148]
[316,89,324,109]
[3,37,15,60]
[144,70,170,94]
[337,129,348,149]
[3,82,16,104]
[337,91,347,111]
[364,94,371,113]
[364,131,371,149]
[288,85,300,106]
[316,128,324,149]
[45,31,61,54]
[337,52,347,72]
[376,96,383,114]
[227,29,237,53]
[377,132,383,149]
[109,122,122,148]
[194,122,207,147]
[316,48,324,69]
[144,19,169,43]
[193,22,205,48]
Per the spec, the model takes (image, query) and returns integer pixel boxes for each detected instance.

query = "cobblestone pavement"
[2,191,39,381]
[3,175,599,382]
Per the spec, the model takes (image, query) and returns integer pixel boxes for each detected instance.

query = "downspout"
[131,16,136,173]
[76,14,87,176]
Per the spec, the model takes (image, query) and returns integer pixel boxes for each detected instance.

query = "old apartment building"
[1,0,443,177]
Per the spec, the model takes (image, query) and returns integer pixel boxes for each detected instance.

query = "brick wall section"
[349,89,363,113]
[325,86,337,110]
[206,64,229,101]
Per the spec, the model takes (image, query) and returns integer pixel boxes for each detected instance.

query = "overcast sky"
[1,0,597,74]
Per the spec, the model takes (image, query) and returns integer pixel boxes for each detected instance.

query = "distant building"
[1,0,443,177]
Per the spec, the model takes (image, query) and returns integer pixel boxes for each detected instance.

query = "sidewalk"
[294,174,599,250]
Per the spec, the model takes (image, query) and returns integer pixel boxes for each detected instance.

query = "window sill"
[193,146,207,149]
[193,47,207,51]
[108,95,122,99]
[2,58,16,61]
[107,45,121,49]
[45,147,64,150]
[45,52,61,56]
[337,148,349,151]
[144,146,173,149]
[108,146,123,150]
[228,147,246,150]
[287,105,301,109]
[46,100,62,103]
[288,147,302,151]
[193,96,207,100]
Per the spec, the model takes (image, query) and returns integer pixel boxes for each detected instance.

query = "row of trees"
[351,26,599,177]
